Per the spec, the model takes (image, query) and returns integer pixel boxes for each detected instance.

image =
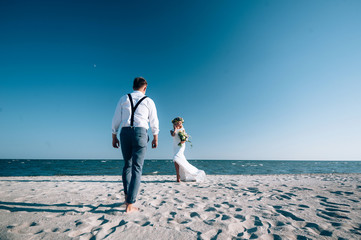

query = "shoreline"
[1,174,361,239]
[1,172,360,178]
[2,160,361,177]
[1,172,361,176]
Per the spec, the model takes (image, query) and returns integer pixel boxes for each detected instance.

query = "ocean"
[0,159,361,177]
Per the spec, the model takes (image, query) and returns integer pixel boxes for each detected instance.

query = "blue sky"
[0,0,360,160]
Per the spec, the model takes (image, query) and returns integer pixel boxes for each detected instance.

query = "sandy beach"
[0,174,360,240]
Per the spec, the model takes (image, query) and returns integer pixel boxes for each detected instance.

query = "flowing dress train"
[173,128,206,182]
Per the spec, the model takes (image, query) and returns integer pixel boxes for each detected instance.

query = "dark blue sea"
[0,160,361,176]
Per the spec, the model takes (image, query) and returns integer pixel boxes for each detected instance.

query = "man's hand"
[152,135,158,148]
[112,134,120,148]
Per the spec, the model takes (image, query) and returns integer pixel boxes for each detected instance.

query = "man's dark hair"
[133,77,147,90]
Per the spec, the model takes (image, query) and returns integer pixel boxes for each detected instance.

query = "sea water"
[1,159,361,176]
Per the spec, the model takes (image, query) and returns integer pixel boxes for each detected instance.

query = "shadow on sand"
[0,201,126,214]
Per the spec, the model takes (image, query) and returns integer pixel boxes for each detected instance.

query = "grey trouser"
[120,127,147,204]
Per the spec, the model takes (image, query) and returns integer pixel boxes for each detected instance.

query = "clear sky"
[1,0,360,160]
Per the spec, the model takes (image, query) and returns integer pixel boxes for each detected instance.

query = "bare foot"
[176,179,181,182]
[126,203,139,213]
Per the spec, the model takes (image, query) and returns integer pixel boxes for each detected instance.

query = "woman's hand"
[180,141,185,144]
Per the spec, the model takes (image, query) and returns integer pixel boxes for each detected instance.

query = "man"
[112,77,159,213]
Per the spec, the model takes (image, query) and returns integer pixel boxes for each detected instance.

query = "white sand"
[0,174,361,240]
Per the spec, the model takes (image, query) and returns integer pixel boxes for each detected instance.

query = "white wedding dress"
[173,128,206,182]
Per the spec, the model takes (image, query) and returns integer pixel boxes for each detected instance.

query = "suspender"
[127,94,148,127]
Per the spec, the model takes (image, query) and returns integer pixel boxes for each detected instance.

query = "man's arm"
[112,97,123,148]
[148,99,159,149]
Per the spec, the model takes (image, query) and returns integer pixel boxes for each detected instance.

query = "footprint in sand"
[9,222,45,235]
[201,229,223,240]
[221,201,235,208]
[134,219,152,227]
[291,186,312,191]
[205,207,217,212]
[69,215,128,239]
[234,214,246,222]
[315,195,351,221]
[273,206,305,222]
[221,214,231,220]
[303,222,333,237]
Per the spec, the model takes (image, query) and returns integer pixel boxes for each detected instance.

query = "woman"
[170,117,206,182]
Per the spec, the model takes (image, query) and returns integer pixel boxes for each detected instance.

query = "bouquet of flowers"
[178,129,192,147]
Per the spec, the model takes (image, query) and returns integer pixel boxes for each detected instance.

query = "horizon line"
[1,158,360,161]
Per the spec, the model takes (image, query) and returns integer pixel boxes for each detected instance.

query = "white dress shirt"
[112,91,159,135]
